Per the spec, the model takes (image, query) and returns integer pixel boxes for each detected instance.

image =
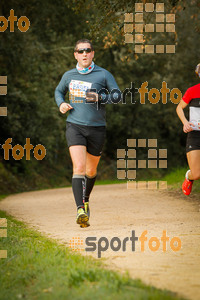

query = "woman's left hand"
[183,121,194,133]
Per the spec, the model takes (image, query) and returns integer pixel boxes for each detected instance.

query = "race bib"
[190,107,200,130]
[190,120,200,131]
[69,80,92,98]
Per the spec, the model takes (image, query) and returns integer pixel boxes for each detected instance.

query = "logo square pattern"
[69,237,84,252]
[117,138,167,189]
[0,76,7,116]
[124,2,176,53]
[0,218,7,259]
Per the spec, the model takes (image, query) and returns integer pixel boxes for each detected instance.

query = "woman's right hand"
[59,103,73,114]
[183,121,194,133]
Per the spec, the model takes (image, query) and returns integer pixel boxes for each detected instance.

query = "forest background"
[0,0,199,193]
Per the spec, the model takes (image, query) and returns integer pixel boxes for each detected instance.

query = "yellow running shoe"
[80,221,90,228]
[76,208,89,225]
[84,201,90,218]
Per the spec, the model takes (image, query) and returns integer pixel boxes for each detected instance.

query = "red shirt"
[182,83,200,130]
[182,83,200,104]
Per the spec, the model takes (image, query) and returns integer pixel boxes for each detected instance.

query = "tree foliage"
[0,0,199,192]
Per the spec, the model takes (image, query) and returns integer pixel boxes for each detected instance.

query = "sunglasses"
[76,48,92,54]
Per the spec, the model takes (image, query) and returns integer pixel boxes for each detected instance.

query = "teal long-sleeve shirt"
[55,64,120,126]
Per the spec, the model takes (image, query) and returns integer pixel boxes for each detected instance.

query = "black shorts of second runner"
[186,130,200,153]
[66,122,106,156]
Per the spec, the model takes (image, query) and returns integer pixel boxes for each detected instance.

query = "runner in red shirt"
[176,63,200,195]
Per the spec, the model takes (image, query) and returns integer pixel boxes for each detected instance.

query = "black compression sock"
[72,175,85,208]
[85,174,97,202]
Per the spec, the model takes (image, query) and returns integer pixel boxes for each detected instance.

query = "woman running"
[176,63,200,195]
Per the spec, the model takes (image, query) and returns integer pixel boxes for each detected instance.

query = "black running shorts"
[66,122,106,156]
[186,130,200,153]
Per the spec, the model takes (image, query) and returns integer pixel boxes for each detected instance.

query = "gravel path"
[0,184,200,300]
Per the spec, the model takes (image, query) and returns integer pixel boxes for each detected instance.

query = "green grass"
[162,167,188,186]
[163,167,200,194]
[95,179,127,185]
[0,210,186,300]
[0,195,8,201]
[97,167,200,194]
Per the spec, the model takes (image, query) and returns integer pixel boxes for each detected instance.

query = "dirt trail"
[0,184,200,300]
